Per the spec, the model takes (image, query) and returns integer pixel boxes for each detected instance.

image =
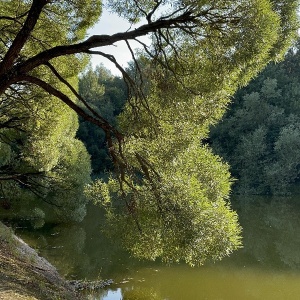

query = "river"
[16,195,300,300]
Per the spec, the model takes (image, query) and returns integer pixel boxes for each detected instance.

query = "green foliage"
[0,0,101,49]
[86,76,242,265]
[0,0,103,224]
[1,0,299,266]
[82,0,300,266]
[84,0,299,266]
[86,143,240,266]
[211,42,300,195]
[77,65,127,174]
[0,89,92,224]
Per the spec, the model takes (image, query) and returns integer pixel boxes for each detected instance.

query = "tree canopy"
[210,41,300,195]
[0,0,299,265]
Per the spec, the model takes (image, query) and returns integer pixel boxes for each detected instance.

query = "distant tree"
[77,65,127,175]
[0,0,298,265]
[210,42,300,195]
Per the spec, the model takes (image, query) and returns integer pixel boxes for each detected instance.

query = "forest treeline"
[210,41,300,195]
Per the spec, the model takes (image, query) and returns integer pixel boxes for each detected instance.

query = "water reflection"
[15,196,300,300]
[230,196,300,270]
[89,288,122,300]
[87,287,162,300]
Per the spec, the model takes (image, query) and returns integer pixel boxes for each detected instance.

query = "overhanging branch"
[20,74,127,171]
[0,0,48,75]
[20,74,112,132]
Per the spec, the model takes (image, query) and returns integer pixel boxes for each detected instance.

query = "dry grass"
[0,222,81,300]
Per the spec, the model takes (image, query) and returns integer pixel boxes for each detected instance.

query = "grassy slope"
[0,222,81,300]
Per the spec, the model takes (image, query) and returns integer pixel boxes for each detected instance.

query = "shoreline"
[0,222,81,300]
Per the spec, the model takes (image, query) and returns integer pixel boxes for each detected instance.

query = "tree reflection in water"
[15,196,300,300]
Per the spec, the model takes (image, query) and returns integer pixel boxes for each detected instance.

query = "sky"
[87,8,150,75]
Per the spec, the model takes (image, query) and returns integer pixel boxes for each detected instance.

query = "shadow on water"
[14,195,300,300]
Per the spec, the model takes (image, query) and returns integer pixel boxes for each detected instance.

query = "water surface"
[16,196,300,300]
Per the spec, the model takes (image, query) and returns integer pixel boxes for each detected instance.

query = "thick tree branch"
[44,62,113,129]
[20,74,126,170]
[20,74,112,132]
[0,10,208,95]
[0,0,48,75]
[0,171,44,184]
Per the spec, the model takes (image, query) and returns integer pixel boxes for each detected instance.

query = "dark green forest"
[210,42,300,196]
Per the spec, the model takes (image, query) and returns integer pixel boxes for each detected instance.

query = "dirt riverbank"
[0,222,81,300]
